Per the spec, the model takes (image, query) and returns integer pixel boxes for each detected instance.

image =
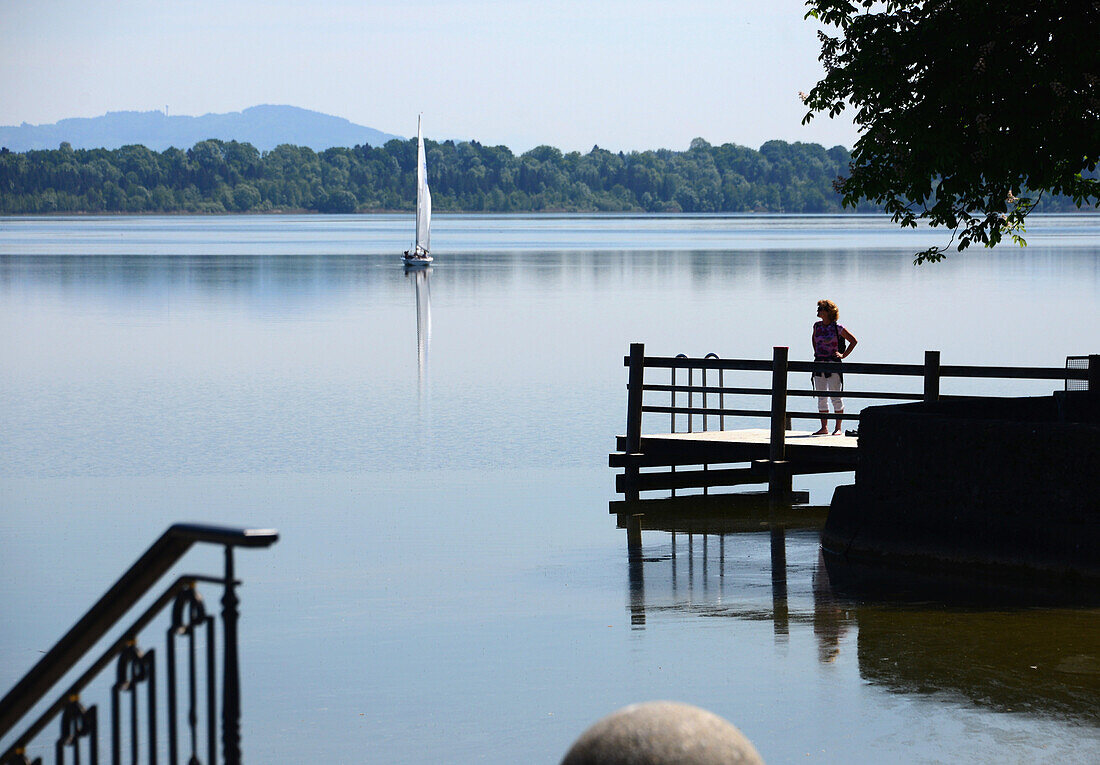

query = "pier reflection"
[618,496,834,644]
[619,498,1100,720]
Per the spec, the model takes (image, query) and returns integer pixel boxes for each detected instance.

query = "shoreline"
[6,209,1100,218]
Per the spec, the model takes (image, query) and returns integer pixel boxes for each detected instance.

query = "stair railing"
[0,524,278,765]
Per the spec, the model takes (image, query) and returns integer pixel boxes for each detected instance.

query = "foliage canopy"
[1,137,883,215]
[803,0,1100,262]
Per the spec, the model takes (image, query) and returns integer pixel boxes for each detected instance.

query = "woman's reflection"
[812,548,851,663]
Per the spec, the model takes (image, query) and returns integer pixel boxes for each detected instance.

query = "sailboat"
[402,115,433,267]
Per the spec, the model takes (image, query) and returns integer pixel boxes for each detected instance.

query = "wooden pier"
[610,343,1096,511]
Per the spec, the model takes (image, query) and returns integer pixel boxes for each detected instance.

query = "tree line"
[0,137,1088,215]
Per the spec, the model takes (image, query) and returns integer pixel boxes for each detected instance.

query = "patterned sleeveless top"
[812,321,845,359]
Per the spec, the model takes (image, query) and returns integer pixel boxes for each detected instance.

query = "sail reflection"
[617,498,1100,720]
[406,265,432,394]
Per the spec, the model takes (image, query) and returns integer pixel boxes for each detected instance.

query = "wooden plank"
[788,360,925,375]
[940,364,1085,380]
[611,430,859,474]
[609,438,765,465]
[642,405,772,418]
[638,356,772,371]
[640,356,930,376]
[632,352,1088,381]
[640,405,862,421]
[609,449,854,474]
[609,492,818,524]
[616,428,860,450]
[643,384,922,401]
[644,384,770,396]
[750,459,854,475]
[616,467,763,493]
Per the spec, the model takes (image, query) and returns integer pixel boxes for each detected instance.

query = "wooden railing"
[625,344,1096,451]
[620,343,1097,500]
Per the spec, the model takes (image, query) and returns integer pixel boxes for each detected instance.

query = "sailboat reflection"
[618,499,1100,720]
[405,265,432,393]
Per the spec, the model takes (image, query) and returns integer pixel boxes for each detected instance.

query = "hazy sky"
[1,0,859,153]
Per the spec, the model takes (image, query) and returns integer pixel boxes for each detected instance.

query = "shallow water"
[2,214,1099,762]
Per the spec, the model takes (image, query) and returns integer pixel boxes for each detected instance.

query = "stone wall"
[823,393,1100,583]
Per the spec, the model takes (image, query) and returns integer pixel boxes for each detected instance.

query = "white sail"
[415,115,431,254]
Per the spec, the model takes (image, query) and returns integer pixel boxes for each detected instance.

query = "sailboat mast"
[415,115,422,253]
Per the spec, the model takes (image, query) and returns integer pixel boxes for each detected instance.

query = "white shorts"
[812,373,843,412]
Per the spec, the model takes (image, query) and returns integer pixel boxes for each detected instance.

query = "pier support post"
[770,525,789,638]
[768,346,791,502]
[924,350,941,402]
[624,343,645,501]
[626,514,643,553]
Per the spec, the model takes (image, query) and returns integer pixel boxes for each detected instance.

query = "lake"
[2,213,1099,763]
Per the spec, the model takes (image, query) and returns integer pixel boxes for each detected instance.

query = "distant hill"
[0,105,403,152]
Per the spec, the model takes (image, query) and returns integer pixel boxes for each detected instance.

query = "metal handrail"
[0,524,278,744]
[0,574,227,762]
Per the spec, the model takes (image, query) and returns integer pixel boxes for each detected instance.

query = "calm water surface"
[2,214,1099,763]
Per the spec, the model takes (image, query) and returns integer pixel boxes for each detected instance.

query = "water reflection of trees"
[619,502,1100,722]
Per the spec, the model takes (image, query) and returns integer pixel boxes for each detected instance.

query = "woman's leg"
[812,375,829,434]
[828,378,844,434]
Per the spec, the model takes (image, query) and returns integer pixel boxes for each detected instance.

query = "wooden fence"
[616,343,1097,501]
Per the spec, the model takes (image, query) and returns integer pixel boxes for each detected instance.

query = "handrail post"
[924,350,941,402]
[768,346,791,502]
[222,546,241,765]
[769,346,788,462]
[1089,355,1100,398]
[624,343,645,501]
[625,343,645,453]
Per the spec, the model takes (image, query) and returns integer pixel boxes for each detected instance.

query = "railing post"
[768,346,791,501]
[1089,355,1100,398]
[624,343,645,502]
[221,546,241,765]
[769,347,788,462]
[625,343,645,453]
[924,350,941,402]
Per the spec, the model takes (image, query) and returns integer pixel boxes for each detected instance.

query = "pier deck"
[615,428,857,465]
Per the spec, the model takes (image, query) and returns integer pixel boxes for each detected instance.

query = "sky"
[1,0,859,153]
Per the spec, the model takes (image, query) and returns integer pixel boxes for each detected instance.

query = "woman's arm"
[840,327,858,358]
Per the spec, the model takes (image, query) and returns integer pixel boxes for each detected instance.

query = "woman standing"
[812,300,858,435]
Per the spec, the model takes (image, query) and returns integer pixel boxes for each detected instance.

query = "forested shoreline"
[0,137,1088,215]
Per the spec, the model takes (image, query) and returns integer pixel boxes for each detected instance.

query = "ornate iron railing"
[0,524,278,765]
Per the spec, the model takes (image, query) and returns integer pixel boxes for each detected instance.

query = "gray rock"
[561,701,764,765]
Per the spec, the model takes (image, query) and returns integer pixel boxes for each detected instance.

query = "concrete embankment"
[823,392,1100,585]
